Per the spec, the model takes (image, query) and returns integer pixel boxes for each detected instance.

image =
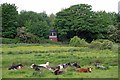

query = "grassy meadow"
[1,43,118,78]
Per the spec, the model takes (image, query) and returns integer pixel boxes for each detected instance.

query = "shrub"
[17,30,40,43]
[16,27,40,43]
[70,36,88,47]
[89,39,113,50]
[24,33,40,43]
[1,38,19,44]
[112,43,118,53]
[69,36,81,47]
[89,40,102,49]
[80,39,89,47]
[101,40,113,50]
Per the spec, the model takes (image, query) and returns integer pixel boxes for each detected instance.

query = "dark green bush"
[1,38,19,44]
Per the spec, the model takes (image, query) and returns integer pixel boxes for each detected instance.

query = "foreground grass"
[2,66,118,78]
[1,44,118,78]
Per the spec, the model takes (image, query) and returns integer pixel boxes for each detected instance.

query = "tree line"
[1,3,120,43]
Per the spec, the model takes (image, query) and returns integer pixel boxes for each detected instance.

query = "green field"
[1,44,118,78]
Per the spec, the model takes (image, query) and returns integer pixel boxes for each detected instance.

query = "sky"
[0,0,120,15]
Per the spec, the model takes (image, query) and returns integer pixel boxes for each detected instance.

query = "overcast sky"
[0,0,120,15]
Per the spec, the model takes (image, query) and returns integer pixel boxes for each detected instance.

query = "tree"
[55,4,96,42]
[55,4,117,42]
[2,3,19,38]
[117,13,120,43]
[107,25,117,42]
[18,10,38,27]
[95,11,117,39]
[49,13,56,28]
[25,20,49,38]
[0,6,2,37]
[18,11,50,38]
[116,23,120,43]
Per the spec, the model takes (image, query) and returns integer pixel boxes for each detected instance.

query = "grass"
[1,44,118,78]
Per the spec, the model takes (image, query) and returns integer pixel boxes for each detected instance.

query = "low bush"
[17,32,40,43]
[89,40,102,49]
[101,40,113,50]
[69,36,88,47]
[1,38,19,44]
[89,39,113,50]
[69,36,81,47]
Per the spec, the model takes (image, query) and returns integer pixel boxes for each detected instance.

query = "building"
[49,29,58,42]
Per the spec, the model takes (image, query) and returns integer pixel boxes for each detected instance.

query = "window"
[50,32,56,36]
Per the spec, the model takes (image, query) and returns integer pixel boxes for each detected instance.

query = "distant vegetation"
[1,3,120,43]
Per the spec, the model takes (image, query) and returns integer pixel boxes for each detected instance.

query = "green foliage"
[115,23,120,43]
[100,40,113,50]
[89,39,113,50]
[95,12,117,40]
[118,12,120,22]
[18,11,50,38]
[16,27,61,44]
[89,40,102,49]
[70,36,81,47]
[1,38,18,44]
[26,21,49,38]
[16,27,39,43]
[49,13,56,28]
[55,4,117,42]
[2,3,19,38]
[107,25,117,42]
[1,3,118,43]
[55,4,94,42]
[70,36,88,47]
